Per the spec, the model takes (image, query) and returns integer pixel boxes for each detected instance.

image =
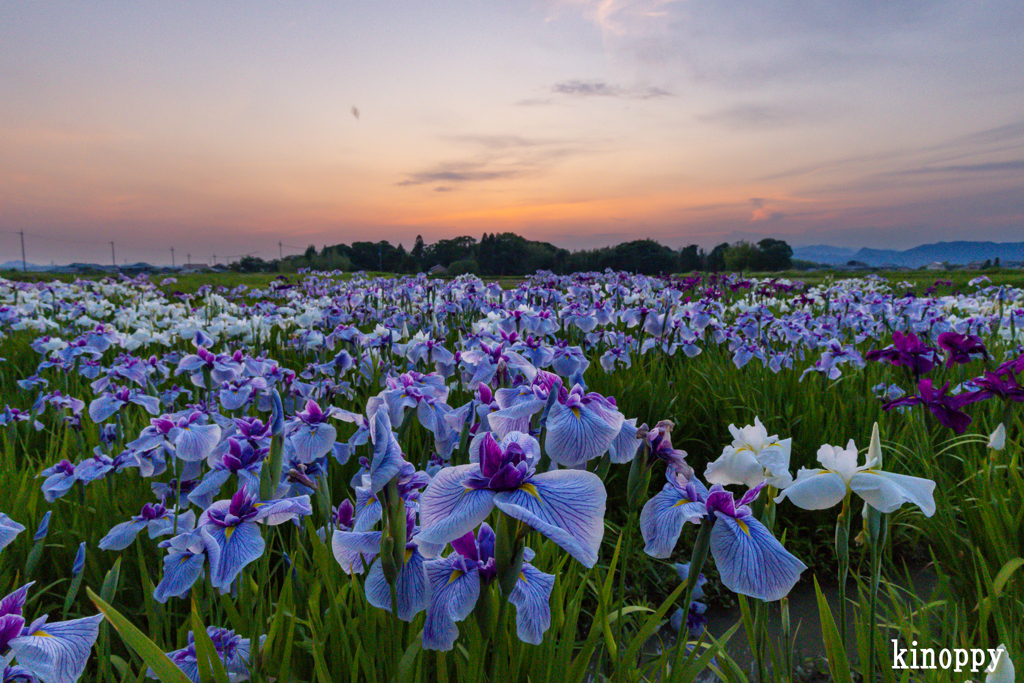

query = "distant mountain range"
[793,241,1024,268]
[1,261,53,272]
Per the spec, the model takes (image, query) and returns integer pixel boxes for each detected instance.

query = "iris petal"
[710,516,806,602]
[493,470,605,567]
[415,465,496,550]
[544,398,624,467]
[850,470,936,516]
[508,562,555,645]
[640,483,706,559]
[9,614,104,683]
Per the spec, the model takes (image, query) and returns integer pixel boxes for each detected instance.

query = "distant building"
[925,261,948,271]
[428,264,447,275]
[180,263,210,273]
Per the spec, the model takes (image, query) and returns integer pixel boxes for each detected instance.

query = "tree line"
[235,233,793,275]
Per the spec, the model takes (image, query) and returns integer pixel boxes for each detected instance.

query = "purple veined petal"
[251,495,312,526]
[544,399,624,467]
[422,557,481,651]
[365,550,431,621]
[415,465,497,547]
[369,406,404,495]
[98,520,149,552]
[608,418,640,464]
[9,613,104,683]
[508,562,555,645]
[639,483,707,559]
[710,515,806,602]
[773,470,846,511]
[153,550,206,603]
[331,530,381,575]
[147,512,195,540]
[849,470,936,516]
[0,582,33,617]
[353,488,382,533]
[488,399,546,440]
[174,423,222,462]
[0,513,25,552]
[188,470,232,510]
[130,394,163,416]
[288,423,337,463]
[493,470,606,568]
[204,523,265,592]
[41,474,77,504]
[87,395,123,423]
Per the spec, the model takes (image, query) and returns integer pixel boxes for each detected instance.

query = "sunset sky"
[2,1,1022,265]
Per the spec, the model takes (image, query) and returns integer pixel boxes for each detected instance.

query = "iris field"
[0,268,1020,682]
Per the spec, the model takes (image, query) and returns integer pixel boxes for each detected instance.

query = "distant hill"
[851,241,1024,268]
[792,245,857,264]
[795,241,1024,268]
[1,261,50,272]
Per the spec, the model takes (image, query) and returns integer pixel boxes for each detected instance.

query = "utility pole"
[187,252,191,266]
[110,241,116,268]
[18,231,26,272]
[170,247,175,268]
[212,254,217,266]
[279,241,283,260]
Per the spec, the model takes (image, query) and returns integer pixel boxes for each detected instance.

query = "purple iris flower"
[416,431,606,567]
[641,477,806,602]
[0,582,104,683]
[884,378,977,434]
[332,509,430,622]
[352,462,429,532]
[550,344,590,379]
[544,384,625,467]
[970,371,1024,403]
[188,438,265,510]
[218,377,268,411]
[0,514,25,554]
[865,330,938,377]
[488,371,561,439]
[936,331,987,367]
[175,346,243,388]
[421,524,555,650]
[154,626,264,683]
[38,460,78,503]
[197,488,312,591]
[88,386,161,423]
[153,530,208,603]
[99,503,197,551]
[130,412,222,464]
[286,400,338,463]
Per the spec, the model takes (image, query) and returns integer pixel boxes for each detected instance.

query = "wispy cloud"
[550,79,671,99]
[898,160,1024,175]
[396,162,521,186]
[397,134,597,187]
[698,102,834,130]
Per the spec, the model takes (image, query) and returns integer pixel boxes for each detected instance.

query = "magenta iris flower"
[884,378,978,433]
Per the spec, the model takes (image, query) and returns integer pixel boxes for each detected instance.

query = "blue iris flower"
[196,488,312,592]
[641,475,806,602]
[0,582,103,683]
[422,523,555,650]
[416,431,606,567]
